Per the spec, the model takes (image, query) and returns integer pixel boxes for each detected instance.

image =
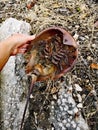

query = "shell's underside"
[25,27,78,81]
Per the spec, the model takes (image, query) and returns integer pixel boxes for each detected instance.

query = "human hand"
[6,33,35,55]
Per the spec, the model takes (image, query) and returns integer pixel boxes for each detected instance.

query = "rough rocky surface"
[0,18,31,130]
[0,0,98,130]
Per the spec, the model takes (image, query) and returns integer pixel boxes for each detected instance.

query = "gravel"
[0,0,98,130]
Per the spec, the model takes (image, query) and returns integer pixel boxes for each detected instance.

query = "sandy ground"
[0,0,98,130]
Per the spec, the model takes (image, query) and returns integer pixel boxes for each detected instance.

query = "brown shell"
[25,26,78,81]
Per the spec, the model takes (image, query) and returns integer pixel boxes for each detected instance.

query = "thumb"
[27,34,36,41]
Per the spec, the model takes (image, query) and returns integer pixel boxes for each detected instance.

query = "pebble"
[62,98,67,103]
[62,119,67,124]
[58,122,64,127]
[68,86,73,92]
[87,56,93,61]
[30,94,33,99]
[60,106,64,111]
[4,120,9,126]
[72,122,77,128]
[79,36,85,41]
[51,105,54,109]
[68,97,74,104]
[77,94,82,102]
[74,84,82,92]
[66,123,70,128]
[68,118,71,122]
[53,94,57,100]
[76,127,81,130]
[57,99,61,105]
[64,106,68,111]
[73,107,79,113]
[73,33,79,40]
[68,110,73,115]
[52,127,55,130]
[77,103,83,108]
[62,112,66,116]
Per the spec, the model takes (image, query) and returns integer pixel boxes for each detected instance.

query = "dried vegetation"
[0,0,98,130]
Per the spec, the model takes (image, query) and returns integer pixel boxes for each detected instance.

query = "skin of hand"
[0,33,35,71]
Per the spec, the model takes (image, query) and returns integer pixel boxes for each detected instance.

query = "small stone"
[94,20,98,28]
[87,56,93,61]
[79,36,85,41]
[77,103,83,108]
[68,110,73,115]
[82,94,86,99]
[30,94,33,98]
[73,107,79,113]
[51,106,54,109]
[62,127,66,130]
[52,127,55,130]
[76,127,81,130]
[51,101,55,105]
[53,94,57,100]
[74,84,82,92]
[60,106,63,111]
[66,123,70,128]
[68,97,72,103]
[71,121,77,128]
[68,118,71,122]
[62,119,67,124]
[85,35,89,39]
[73,33,79,40]
[77,94,82,102]
[57,99,61,105]
[64,106,68,111]
[68,86,73,91]
[62,112,67,116]
[91,44,96,48]
[75,25,80,29]
[62,98,67,103]
[4,120,9,126]
[58,122,63,127]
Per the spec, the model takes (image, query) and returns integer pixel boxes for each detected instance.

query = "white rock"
[51,101,55,105]
[62,119,67,124]
[92,44,96,48]
[30,94,33,99]
[77,94,82,102]
[66,123,70,127]
[73,33,79,40]
[76,127,81,130]
[60,106,63,111]
[68,97,72,103]
[68,86,73,91]
[68,110,73,115]
[87,56,93,61]
[62,98,67,103]
[73,107,79,113]
[71,120,76,128]
[51,106,54,109]
[77,103,83,108]
[53,94,57,100]
[58,122,63,127]
[64,106,68,111]
[0,18,31,130]
[57,99,61,105]
[74,84,82,92]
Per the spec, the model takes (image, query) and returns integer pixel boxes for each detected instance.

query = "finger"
[17,48,27,53]
[29,34,36,40]
[17,43,29,49]
[27,34,36,42]
[21,43,29,48]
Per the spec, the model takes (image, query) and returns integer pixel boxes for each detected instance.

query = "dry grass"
[0,0,98,130]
